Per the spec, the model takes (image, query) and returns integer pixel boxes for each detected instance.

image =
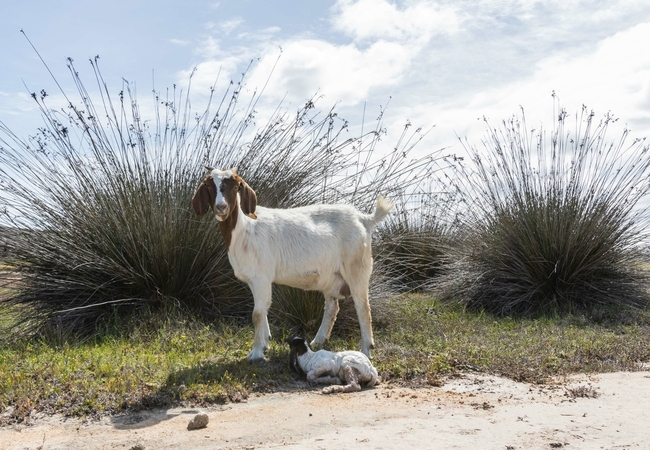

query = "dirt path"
[2,371,649,450]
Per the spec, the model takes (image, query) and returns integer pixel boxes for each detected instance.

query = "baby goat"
[192,167,393,362]
[288,337,380,394]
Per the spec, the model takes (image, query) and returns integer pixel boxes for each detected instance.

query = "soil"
[1,370,649,450]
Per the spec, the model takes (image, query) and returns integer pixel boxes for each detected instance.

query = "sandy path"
[2,371,649,450]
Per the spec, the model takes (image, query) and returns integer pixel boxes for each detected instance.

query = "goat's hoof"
[247,356,266,365]
[246,350,267,364]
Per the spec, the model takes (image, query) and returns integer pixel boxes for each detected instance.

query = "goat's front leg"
[247,279,272,362]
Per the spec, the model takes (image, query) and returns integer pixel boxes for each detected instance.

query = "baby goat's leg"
[307,366,341,385]
[247,279,272,362]
[310,374,342,385]
[311,295,340,348]
[322,366,361,394]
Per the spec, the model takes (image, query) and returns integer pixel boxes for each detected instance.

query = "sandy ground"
[1,371,649,450]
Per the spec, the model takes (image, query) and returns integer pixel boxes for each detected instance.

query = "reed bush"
[439,104,650,315]
[374,189,454,292]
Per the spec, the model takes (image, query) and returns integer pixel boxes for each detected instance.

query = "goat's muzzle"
[214,204,228,221]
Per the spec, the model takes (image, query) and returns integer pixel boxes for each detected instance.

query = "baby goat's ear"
[287,337,307,378]
[235,175,257,219]
[192,175,217,217]
[287,336,309,355]
[289,348,300,375]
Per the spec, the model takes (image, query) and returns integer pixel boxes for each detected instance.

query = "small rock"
[187,413,209,430]
[130,444,146,450]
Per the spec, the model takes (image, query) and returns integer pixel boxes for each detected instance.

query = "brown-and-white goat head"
[192,167,257,221]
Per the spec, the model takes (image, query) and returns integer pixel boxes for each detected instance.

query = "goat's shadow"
[109,354,312,430]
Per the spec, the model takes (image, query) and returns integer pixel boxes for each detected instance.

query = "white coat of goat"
[192,167,393,361]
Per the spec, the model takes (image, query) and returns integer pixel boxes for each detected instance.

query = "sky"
[1,0,650,158]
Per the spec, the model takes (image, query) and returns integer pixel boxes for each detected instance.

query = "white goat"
[192,167,393,362]
[287,337,380,394]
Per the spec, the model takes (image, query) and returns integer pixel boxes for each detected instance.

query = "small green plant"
[440,103,650,315]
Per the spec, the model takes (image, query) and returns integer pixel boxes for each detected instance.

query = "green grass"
[0,321,292,425]
[2,294,649,425]
[374,295,650,383]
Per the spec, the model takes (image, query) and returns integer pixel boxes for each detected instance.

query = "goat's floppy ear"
[191,176,217,216]
[237,176,257,219]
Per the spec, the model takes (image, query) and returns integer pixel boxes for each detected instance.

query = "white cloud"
[402,20,650,157]
[176,0,650,161]
[331,0,460,43]
[246,39,412,107]
[259,26,281,35]
[476,21,650,132]
[184,0,466,110]
[219,18,243,35]
[195,36,225,59]
[0,92,39,116]
[169,38,190,46]
[177,57,244,97]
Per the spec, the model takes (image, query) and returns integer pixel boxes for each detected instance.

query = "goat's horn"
[204,165,214,171]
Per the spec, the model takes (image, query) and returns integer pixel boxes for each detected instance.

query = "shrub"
[0,57,446,340]
[439,104,650,315]
[374,189,454,292]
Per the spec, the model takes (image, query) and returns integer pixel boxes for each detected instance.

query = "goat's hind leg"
[307,367,342,386]
[321,366,361,394]
[311,294,340,348]
[349,285,374,358]
[343,254,375,358]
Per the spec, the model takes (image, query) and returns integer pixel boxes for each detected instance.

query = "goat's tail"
[370,196,394,226]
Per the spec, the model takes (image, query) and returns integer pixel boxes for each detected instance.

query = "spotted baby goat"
[192,167,393,362]
[288,337,380,394]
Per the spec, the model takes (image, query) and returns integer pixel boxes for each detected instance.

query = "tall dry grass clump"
[374,187,455,292]
[440,104,650,315]
[0,56,447,340]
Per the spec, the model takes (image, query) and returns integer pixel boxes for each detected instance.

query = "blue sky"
[2,0,650,156]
